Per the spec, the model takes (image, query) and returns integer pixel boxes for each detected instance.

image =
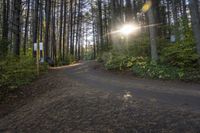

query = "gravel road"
[0,61,200,133]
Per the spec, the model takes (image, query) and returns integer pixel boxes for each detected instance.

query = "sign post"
[39,42,44,63]
[34,43,39,76]
[170,35,176,43]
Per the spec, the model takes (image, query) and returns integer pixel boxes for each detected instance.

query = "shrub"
[0,55,48,100]
[105,54,128,70]
[160,28,199,68]
[132,62,185,80]
[65,55,76,65]
[181,68,200,81]
[56,55,76,66]
[0,39,10,58]
[161,42,199,68]
[101,50,200,81]
[101,50,128,70]
[127,34,150,57]
[99,30,200,82]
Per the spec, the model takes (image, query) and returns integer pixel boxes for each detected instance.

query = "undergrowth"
[0,55,48,101]
[99,33,200,82]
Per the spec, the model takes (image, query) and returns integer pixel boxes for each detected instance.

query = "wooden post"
[40,42,44,63]
[37,43,40,76]
[34,43,39,76]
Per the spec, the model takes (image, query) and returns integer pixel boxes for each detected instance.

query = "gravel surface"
[0,61,200,133]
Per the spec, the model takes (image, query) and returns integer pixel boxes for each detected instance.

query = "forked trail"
[0,61,200,132]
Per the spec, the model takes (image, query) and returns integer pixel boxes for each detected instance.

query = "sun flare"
[119,24,139,35]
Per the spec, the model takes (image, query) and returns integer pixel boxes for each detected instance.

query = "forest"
[1,0,200,132]
[1,0,200,97]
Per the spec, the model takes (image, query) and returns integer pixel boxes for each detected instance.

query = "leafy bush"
[183,68,200,81]
[55,55,76,66]
[0,55,48,100]
[101,35,149,71]
[127,34,150,57]
[64,55,76,65]
[161,41,199,68]
[105,54,128,70]
[102,49,148,71]
[99,29,200,82]
[161,28,199,68]
[0,39,10,58]
[132,62,200,81]
[101,51,128,70]
[132,62,185,80]
[101,50,200,81]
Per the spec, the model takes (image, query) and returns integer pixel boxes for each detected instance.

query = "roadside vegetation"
[0,50,48,101]
[99,26,200,82]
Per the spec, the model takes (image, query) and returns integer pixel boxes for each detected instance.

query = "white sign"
[34,43,38,51]
[180,34,185,41]
[39,42,43,51]
[40,58,44,63]
[170,35,176,43]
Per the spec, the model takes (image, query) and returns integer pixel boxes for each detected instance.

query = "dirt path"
[0,61,200,133]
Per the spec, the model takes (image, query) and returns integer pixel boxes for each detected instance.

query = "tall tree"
[13,0,22,56]
[147,0,158,61]
[44,0,51,60]
[2,0,9,40]
[97,0,104,52]
[23,0,30,55]
[70,0,74,55]
[62,0,67,60]
[59,0,64,59]
[33,0,39,57]
[190,0,200,64]
[125,0,133,22]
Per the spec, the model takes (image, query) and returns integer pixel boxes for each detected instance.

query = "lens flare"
[120,24,138,35]
[142,1,152,13]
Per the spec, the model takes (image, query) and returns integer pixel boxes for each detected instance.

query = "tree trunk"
[39,0,43,42]
[147,0,158,62]
[125,0,133,22]
[33,0,39,57]
[190,0,200,64]
[97,0,104,52]
[44,0,51,60]
[62,0,67,60]
[2,0,8,40]
[13,0,21,56]
[23,0,30,55]
[59,0,64,59]
[70,0,74,55]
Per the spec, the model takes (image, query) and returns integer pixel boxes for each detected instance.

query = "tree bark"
[62,0,67,60]
[23,0,30,55]
[97,0,104,52]
[13,0,21,56]
[59,0,64,59]
[2,0,8,40]
[70,0,74,55]
[190,0,200,64]
[44,0,51,60]
[33,0,39,57]
[147,0,158,62]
